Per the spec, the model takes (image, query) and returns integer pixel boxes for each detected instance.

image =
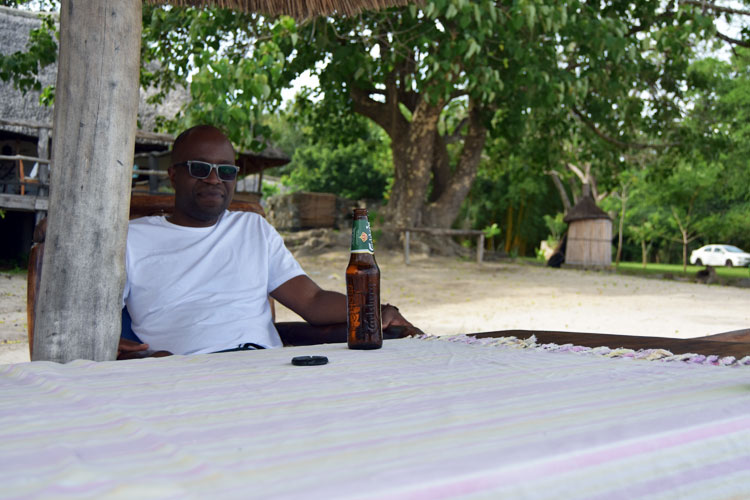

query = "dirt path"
[4,251,750,364]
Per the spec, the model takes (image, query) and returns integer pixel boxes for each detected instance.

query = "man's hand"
[116,339,172,360]
[272,276,424,338]
[118,338,149,358]
[382,304,423,337]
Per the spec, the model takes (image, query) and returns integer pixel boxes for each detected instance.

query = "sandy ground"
[3,250,750,364]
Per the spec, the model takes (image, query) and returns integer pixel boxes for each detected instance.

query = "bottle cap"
[291,355,329,366]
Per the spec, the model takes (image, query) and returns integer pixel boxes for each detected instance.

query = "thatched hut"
[563,193,612,268]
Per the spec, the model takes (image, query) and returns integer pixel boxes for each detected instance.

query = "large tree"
[267,0,729,230]
[5,1,749,234]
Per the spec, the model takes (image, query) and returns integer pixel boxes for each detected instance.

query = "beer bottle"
[346,208,382,350]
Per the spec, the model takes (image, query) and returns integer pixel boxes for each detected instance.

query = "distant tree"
[265,96,393,200]
[271,1,722,230]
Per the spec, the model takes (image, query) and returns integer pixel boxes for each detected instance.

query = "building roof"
[148,0,412,19]
[0,6,290,164]
[563,195,611,223]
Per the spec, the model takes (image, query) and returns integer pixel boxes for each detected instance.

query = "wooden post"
[33,0,142,362]
[36,128,50,223]
[18,159,25,196]
[403,230,410,265]
[148,154,159,193]
[477,234,485,264]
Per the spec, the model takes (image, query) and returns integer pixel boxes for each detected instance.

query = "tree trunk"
[351,80,486,232]
[423,103,486,228]
[641,240,647,268]
[615,187,628,270]
[386,97,443,229]
[682,234,688,273]
[33,0,141,362]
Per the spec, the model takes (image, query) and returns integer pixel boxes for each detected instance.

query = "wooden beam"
[33,0,142,362]
[0,194,48,212]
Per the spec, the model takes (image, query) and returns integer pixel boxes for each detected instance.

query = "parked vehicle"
[689,245,750,267]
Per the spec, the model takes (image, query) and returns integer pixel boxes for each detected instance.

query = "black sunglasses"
[174,161,239,181]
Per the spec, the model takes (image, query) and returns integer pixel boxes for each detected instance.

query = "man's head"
[168,125,237,227]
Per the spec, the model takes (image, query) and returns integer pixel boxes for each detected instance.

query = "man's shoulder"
[224,209,263,219]
[222,210,268,228]
[127,215,168,234]
[128,215,164,227]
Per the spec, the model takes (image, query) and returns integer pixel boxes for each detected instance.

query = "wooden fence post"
[33,0,142,362]
[477,234,485,264]
[403,230,410,265]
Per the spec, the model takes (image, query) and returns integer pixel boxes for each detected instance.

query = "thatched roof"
[563,195,611,223]
[0,7,190,146]
[149,0,412,18]
[0,7,57,139]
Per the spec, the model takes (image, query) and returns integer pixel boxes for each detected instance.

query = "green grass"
[0,258,27,275]
[615,261,750,280]
[518,257,749,285]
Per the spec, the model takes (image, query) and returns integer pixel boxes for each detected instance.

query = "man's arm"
[271,275,346,325]
[270,275,419,331]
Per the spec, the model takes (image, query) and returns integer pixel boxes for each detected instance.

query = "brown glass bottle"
[346,208,382,350]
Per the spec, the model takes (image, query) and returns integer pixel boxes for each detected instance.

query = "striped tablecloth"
[1,338,749,499]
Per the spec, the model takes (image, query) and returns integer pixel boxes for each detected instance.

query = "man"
[121,125,415,356]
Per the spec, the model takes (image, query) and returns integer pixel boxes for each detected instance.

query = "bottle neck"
[350,215,374,254]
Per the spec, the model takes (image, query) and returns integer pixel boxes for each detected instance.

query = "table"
[1,337,749,499]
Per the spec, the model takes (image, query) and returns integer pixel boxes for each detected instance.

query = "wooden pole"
[33,0,142,362]
[477,234,485,264]
[403,230,410,265]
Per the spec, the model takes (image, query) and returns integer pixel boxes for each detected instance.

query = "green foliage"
[261,180,280,198]
[482,223,501,239]
[141,6,289,151]
[281,127,392,200]
[0,10,57,102]
[5,0,750,262]
[543,213,566,242]
[266,95,393,200]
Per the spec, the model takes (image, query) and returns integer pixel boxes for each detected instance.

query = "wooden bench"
[397,227,485,265]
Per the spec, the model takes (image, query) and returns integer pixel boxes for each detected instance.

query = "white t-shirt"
[123,211,305,354]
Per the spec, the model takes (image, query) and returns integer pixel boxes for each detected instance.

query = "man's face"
[168,128,236,227]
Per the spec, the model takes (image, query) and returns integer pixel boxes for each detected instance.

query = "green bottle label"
[351,218,374,254]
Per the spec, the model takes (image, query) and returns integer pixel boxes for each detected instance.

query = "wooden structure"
[267,192,338,230]
[397,227,485,265]
[30,0,413,363]
[563,194,612,267]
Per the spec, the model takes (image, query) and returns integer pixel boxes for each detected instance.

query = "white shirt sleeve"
[263,218,306,292]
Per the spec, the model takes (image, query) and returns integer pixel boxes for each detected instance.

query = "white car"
[689,244,750,267]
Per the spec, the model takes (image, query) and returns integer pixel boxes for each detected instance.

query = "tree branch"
[565,162,587,183]
[444,117,468,144]
[679,0,750,17]
[545,170,572,212]
[715,30,750,48]
[350,86,392,132]
[571,107,680,150]
[626,12,675,36]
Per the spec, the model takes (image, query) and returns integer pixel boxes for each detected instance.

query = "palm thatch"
[148,0,412,18]
[563,195,611,223]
